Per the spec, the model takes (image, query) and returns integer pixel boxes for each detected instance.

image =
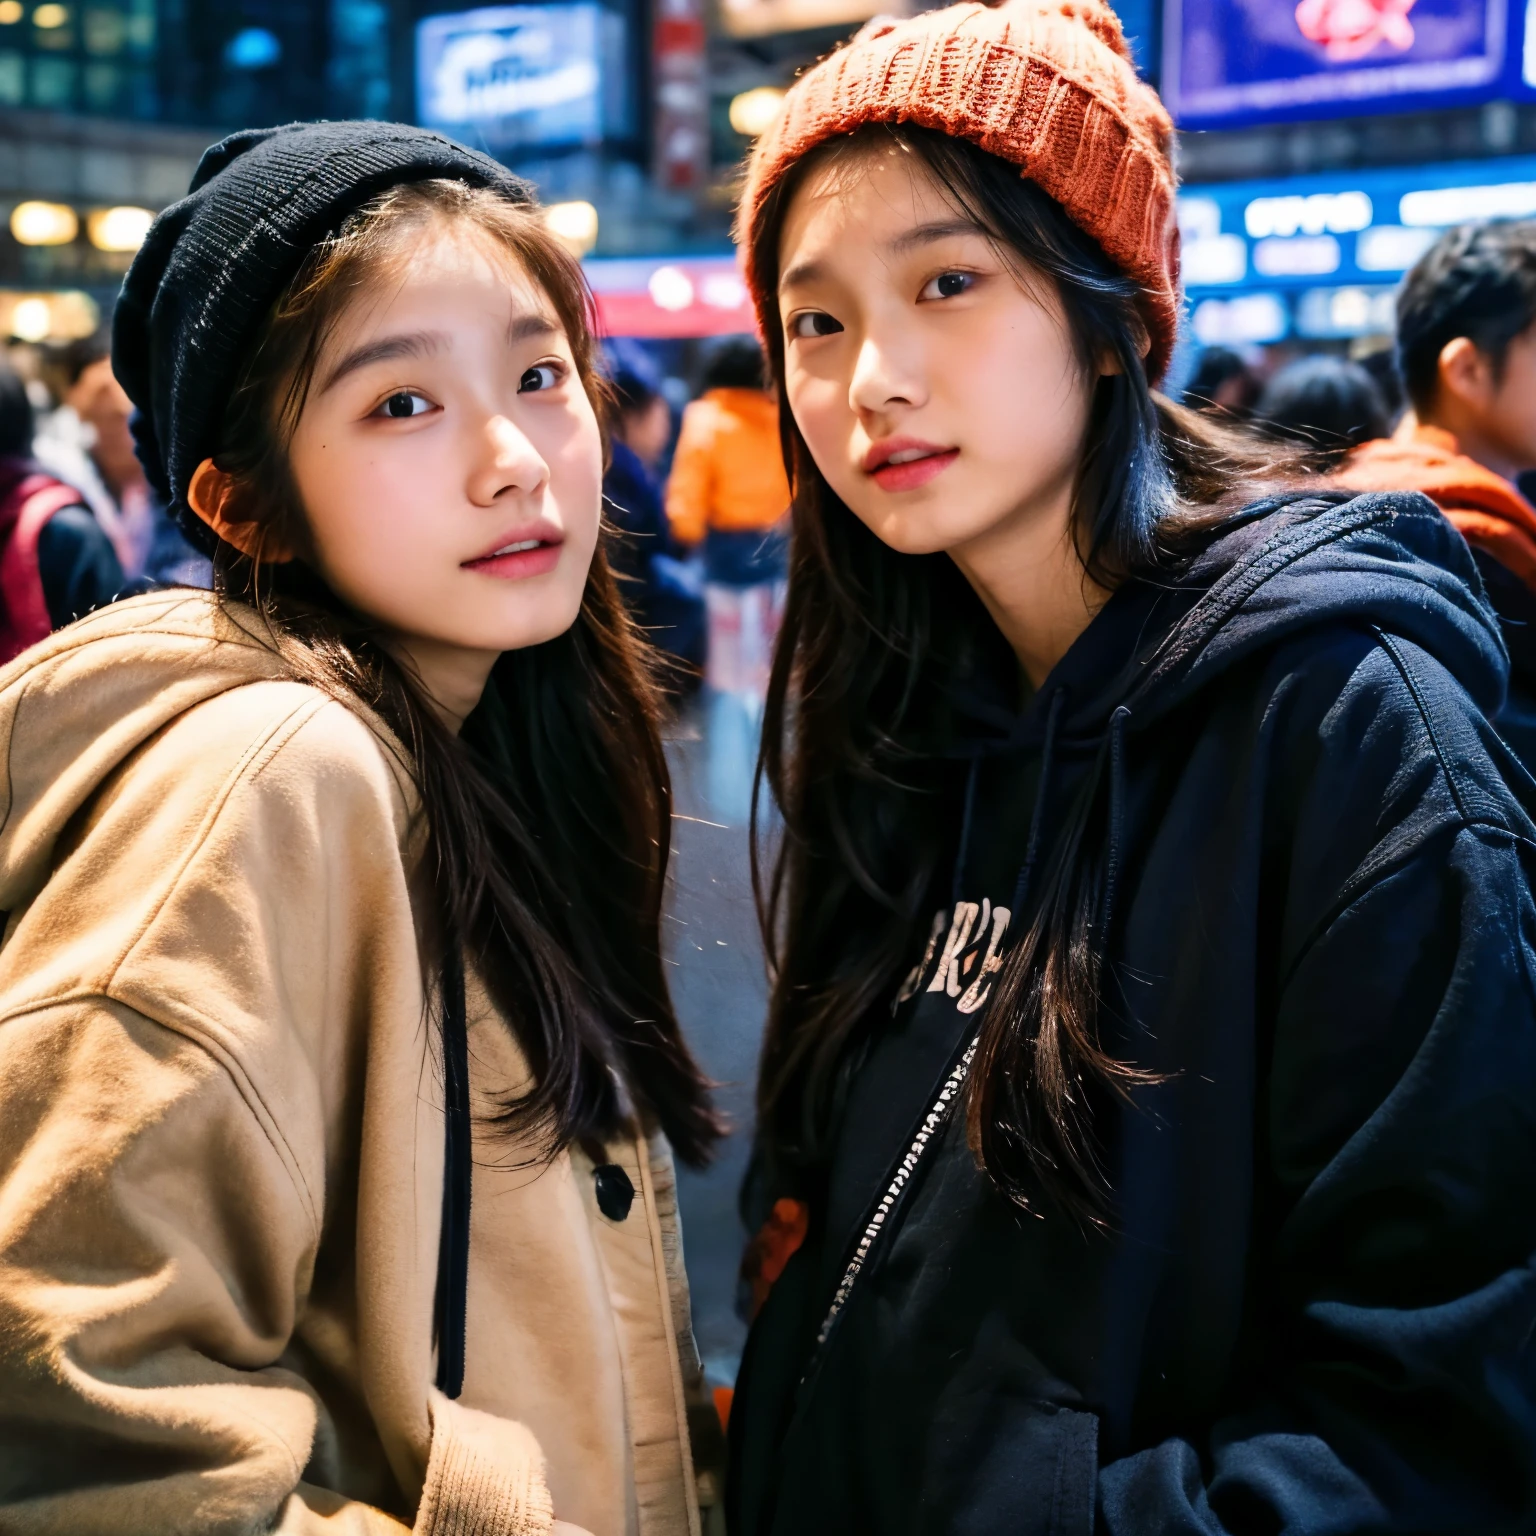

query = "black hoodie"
[728,491,1536,1536]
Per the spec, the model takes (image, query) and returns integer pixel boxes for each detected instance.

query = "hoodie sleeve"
[1093,632,1536,1534]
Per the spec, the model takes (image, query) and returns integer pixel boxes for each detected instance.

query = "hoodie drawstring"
[1102,704,1132,936]
[953,754,982,906]
[1010,687,1067,917]
[434,951,472,1399]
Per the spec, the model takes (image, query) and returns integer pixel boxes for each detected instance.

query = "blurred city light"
[1182,233,1247,286]
[545,200,599,257]
[1244,191,1372,239]
[0,3,22,23]
[86,205,153,253]
[648,264,694,311]
[1400,180,1536,225]
[1252,234,1341,278]
[225,26,282,70]
[9,298,49,341]
[1,289,97,342]
[728,86,786,138]
[33,4,67,28]
[11,201,77,246]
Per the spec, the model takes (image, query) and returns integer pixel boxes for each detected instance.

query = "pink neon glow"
[1294,0,1416,62]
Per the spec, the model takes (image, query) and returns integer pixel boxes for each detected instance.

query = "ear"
[186,458,295,562]
[1437,336,1493,410]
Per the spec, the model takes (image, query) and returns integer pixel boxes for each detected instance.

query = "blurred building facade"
[0,0,412,342]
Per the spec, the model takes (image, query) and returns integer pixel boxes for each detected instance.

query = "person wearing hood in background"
[1341,220,1536,766]
[727,5,1536,1534]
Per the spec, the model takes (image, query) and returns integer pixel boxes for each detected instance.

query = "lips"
[463,521,565,579]
[862,436,959,493]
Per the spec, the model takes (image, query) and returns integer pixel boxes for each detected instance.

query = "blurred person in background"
[602,343,705,684]
[1251,354,1391,466]
[667,336,791,817]
[0,355,125,656]
[34,331,208,587]
[1341,221,1536,765]
[34,331,154,577]
[1180,343,1262,419]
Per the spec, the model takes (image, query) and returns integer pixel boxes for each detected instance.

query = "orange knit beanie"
[737,0,1181,381]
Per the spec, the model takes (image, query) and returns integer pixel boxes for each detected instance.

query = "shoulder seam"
[0,989,322,1247]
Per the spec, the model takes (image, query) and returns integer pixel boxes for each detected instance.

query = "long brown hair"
[208,178,719,1166]
[750,126,1295,1220]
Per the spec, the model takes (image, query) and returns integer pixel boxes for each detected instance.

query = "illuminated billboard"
[1163,0,1509,127]
[416,4,631,152]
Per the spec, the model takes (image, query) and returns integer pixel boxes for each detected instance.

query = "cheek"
[545,405,604,554]
[787,370,852,476]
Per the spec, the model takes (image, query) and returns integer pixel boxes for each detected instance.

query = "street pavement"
[665,696,770,1388]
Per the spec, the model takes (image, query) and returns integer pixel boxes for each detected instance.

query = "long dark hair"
[208,179,718,1166]
[751,126,1292,1220]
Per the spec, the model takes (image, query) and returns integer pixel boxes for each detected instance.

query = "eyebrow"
[779,218,989,293]
[319,311,562,394]
[319,330,445,394]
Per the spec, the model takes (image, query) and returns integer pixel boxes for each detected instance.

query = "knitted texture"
[112,121,533,556]
[417,1393,556,1536]
[737,0,1181,381]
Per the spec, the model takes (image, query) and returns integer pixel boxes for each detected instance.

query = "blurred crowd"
[0,332,207,663]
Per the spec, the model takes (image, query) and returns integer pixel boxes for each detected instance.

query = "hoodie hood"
[0,590,305,916]
[951,490,1507,758]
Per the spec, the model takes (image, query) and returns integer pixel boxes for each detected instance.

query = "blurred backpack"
[0,462,86,664]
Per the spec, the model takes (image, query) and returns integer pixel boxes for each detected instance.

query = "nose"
[848,328,927,421]
[467,412,547,506]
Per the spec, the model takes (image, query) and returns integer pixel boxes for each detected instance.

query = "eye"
[519,363,563,393]
[919,271,975,301]
[789,310,843,340]
[372,390,433,419]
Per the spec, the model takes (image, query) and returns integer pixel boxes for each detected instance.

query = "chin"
[853,505,981,558]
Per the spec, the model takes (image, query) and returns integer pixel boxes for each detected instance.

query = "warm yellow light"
[729,86,786,138]
[33,3,68,27]
[87,204,152,252]
[0,3,24,24]
[10,200,78,246]
[9,297,48,341]
[544,200,598,257]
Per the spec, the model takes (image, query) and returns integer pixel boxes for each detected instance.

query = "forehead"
[334,222,556,337]
[778,144,962,272]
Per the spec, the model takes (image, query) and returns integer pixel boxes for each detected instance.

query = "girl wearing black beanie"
[0,122,720,1535]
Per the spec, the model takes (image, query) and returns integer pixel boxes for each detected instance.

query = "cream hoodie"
[0,591,720,1536]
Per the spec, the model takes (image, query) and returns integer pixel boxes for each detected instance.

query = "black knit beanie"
[112,120,533,556]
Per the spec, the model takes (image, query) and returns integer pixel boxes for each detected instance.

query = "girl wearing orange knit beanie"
[729,2,1536,1532]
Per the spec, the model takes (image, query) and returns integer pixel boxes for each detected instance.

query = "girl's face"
[287,226,602,718]
[776,144,1097,563]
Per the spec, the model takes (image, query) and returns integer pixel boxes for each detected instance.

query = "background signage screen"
[417,4,629,153]
[1163,0,1507,127]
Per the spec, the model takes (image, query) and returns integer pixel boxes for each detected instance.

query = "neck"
[385,633,499,735]
[946,479,1110,691]
[1426,401,1528,485]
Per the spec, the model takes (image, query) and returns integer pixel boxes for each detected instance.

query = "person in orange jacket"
[1340,220,1536,765]
[666,337,790,712]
